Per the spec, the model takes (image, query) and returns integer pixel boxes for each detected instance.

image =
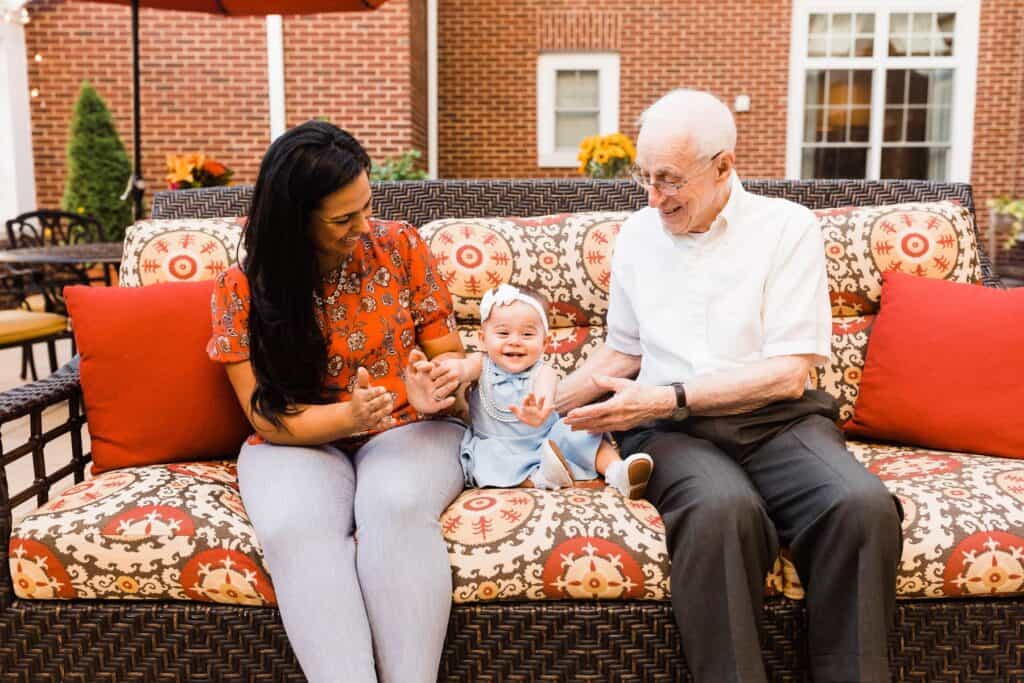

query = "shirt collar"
[711,171,745,231]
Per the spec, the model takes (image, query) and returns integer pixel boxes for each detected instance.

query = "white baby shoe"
[532,440,574,490]
[605,453,654,500]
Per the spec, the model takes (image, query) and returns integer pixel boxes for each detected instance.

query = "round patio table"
[0,243,123,266]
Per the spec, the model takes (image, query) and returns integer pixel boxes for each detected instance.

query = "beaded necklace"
[477,356,537,423]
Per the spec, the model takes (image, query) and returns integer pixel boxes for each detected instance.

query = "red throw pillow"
[66,281,251,473]
[845,272,1024,458]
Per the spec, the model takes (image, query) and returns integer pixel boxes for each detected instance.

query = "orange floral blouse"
[207,219,457,447]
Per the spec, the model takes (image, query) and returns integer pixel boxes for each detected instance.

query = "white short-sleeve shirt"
[606,172,831,387]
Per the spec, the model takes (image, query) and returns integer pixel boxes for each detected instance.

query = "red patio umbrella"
[80,0,389,218]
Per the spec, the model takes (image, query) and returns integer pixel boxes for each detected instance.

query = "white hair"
[638,89,737,159]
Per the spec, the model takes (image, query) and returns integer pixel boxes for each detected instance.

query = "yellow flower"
[594,149,609,165]
[76,206,85,214]
[165,155,195,185]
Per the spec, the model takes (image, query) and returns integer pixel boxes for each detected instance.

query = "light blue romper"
[459,357,601,487]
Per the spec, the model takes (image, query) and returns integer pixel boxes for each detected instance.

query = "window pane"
[857,13,875,33]
[907,70,930,104]
[906,108,927,142]
[804,108,824,143]
[884,108,904,142]
[827,70,851,105]
[805,70,825,106]
[932,35,953,56]
[928,107,952,142]
[809,13,828,34]
[851,71,872,105]
[885,70,906,104]
[832,13,852,33]
[855,38,874,57]
[938,13,956,33]
[826,108,849,142]
[891,13,908,34]
[802,147,869,179]
[555,112,599,149]
[808,36,827,57]
[889,36,908,57]
[880,147,948,180]
[931,69,954,107]
[910,36,931,56]
[555,71,599,109]
[850,107,871,141]
[912,12,933,33]
[831,33,852,58]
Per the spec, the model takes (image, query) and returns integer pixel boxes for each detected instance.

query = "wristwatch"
[670,382,690,421]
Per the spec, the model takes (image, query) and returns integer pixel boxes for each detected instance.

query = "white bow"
[480,284,548,333]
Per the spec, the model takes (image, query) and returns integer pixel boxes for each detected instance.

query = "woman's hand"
[405,349,458,414]
[350,367,395,432]
[510,392,553,428]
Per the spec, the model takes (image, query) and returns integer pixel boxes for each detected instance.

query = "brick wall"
[283,1,419,160]
[437,0,792,179]
[973,0,1024,277]
[23,0,417,212]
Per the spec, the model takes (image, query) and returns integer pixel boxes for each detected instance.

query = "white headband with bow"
[480,284,549,333]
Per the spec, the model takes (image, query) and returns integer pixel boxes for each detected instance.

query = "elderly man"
[557,89,902,683]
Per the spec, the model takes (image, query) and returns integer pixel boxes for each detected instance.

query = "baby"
[407,284,653,499]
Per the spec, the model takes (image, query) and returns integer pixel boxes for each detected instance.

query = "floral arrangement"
[165,153,233,190]
[577,133,636,179]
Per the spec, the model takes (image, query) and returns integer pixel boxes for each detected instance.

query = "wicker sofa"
[2,178,1022,683]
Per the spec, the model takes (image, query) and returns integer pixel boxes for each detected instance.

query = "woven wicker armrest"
[0,362,90,608]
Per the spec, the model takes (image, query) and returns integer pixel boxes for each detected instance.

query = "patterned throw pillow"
[119,217,246,287]
[421,212,631,378]
[816,200,980,318]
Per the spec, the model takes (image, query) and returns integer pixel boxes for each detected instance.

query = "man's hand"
[510,392,553,428]
[404,349,458,414]
[350,367,395,431]
[563,375,675,433]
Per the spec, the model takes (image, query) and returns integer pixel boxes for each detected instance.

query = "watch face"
[672,405,690,421]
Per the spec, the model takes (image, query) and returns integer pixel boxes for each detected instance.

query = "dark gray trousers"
[618,391,902,683]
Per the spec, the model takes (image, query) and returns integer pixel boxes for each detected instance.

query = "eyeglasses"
[630,151,723,196]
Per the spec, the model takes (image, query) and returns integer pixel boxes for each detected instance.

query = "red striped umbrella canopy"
[80,0,386,15]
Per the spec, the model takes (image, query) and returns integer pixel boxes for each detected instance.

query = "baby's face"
[480,301,547,374]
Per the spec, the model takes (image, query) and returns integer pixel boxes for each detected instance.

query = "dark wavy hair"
[243,120,371,427]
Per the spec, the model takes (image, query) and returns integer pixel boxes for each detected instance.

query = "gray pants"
[237,420,466,683]
[619,392,902,683]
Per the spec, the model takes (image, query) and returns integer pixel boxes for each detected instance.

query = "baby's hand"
[404,349,456,414]
[510,392,553,428]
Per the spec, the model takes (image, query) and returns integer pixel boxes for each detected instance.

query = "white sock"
[604,459,627,495]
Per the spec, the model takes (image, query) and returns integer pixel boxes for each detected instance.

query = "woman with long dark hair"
[208,120,464,682]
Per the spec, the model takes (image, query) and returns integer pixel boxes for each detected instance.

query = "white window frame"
[786,0,979,182]
[536,52,620,168]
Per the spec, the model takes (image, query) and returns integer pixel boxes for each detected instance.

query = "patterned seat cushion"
[13,442,1024,603]
[9,461,275,605]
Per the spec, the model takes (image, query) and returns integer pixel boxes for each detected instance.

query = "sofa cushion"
[421,212,631,377]
[815,200,981,317]
[15,441,1024,604]
[119,217,246,287]
[9,461,275,604]
[845,273,1024,458]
